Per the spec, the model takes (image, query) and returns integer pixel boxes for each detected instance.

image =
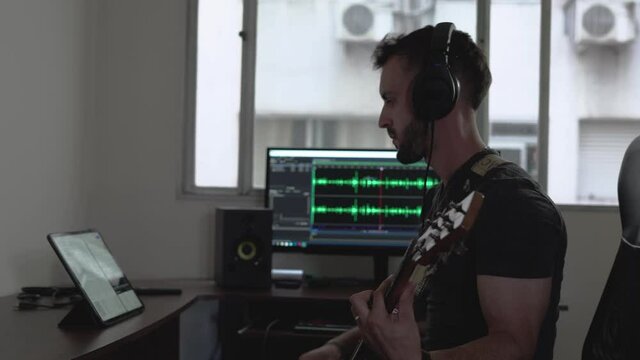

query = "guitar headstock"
[378,191,485,316]
[411,191,484,266]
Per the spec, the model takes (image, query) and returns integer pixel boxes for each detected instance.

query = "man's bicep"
[477,275,551,358]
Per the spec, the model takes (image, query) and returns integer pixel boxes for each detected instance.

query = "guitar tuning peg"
[454,203,466,214]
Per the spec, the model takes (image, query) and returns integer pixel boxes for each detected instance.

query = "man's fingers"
[378,274,394,292]
[397,281,416,321]
[370,275,394,317]
[370,285,387,318]
[350,290,373,323]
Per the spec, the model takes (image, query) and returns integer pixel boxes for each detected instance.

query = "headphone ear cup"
[412,67,459,123]
[411,71,431,123]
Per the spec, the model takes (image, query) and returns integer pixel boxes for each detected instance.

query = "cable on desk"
[262,318,280,360]
[14,292,83,311]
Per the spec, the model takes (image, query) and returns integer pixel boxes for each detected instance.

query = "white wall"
[0,0,89,296]
[555,207,621,359]
[87,0,217,281]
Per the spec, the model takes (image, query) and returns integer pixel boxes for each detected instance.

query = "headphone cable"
[423,120,436,207]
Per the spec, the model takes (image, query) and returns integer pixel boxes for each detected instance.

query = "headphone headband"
[411,22,460,124]
[430,22,456,67]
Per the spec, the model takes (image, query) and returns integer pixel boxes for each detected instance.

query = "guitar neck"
[349,191,485,360]
[383,250,419,313]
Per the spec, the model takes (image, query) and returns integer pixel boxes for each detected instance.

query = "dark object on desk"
[582,135,640,360]
[273,280,302,289]
[214,207,272,289]
[15,292,82,311]
[272,268,303,288]
[16,299,80,310]
[21,286,78,297]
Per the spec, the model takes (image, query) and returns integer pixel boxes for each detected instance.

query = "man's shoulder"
[480,162,543,199]
[477,162,562,223]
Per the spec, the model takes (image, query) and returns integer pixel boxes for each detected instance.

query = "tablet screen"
[48,230,143,323]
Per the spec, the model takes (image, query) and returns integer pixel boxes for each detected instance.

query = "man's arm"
[430,275,551,360]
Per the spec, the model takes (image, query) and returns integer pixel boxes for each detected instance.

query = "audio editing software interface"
[266,149,440,252]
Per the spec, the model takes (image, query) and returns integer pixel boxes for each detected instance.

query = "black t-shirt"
[415,149,567,360]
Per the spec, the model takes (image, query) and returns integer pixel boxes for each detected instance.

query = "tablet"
[48,230,144,326]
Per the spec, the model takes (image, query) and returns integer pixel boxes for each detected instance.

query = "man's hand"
[298,343,342,360]
[349,276,421,360]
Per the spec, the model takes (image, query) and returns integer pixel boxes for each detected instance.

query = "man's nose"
[378,113,390,129]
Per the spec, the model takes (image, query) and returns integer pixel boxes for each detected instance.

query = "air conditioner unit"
[567,0,636,46]
[335,0,394,42]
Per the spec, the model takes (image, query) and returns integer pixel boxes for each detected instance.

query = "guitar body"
[349,191,485,360]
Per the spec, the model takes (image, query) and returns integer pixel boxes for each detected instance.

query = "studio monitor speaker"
[214,207,272,289]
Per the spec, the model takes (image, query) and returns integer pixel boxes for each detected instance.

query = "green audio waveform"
[312,171,439,193]
[313,200,421,222]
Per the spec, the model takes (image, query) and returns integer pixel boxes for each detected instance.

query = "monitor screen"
[265,148,440,255]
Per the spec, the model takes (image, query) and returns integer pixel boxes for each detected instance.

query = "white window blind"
[578,120,640,204]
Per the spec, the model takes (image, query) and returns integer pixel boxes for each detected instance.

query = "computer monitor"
[265,148,440,256]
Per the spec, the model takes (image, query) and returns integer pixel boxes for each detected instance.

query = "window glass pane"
[578,120,640,204]
[548,0,640,205]
[194,0,243,187]
[488,0,541,179]
[253,0,477,188]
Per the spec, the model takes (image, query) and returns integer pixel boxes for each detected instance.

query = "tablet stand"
[58,299,102,329]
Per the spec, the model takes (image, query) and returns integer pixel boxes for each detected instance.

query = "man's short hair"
[373,25,492,110]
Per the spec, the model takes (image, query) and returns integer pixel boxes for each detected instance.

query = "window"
[577,119,640,204]
[187,0,640,206]
[190,0,243,189]
[189,0,477,191]
[252,0,476,188]
[547,0,640,205]
[488,0,540,180]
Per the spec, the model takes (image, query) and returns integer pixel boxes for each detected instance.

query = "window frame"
[182,0,618,211]
[182,0,260,199]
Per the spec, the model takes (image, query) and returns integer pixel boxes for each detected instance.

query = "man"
[300,23,566,360]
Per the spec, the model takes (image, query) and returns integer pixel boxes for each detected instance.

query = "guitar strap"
[422,150,507,226]
[470,153,507,177]
[412,151,508,291]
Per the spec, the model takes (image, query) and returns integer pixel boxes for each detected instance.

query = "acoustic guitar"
[349,191,485,360]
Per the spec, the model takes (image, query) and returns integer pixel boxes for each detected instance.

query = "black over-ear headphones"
[411,22,460,124]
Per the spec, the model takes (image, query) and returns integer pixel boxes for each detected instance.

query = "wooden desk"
[0,280,361,360]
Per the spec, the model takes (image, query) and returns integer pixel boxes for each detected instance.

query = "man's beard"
[396,120,429,164]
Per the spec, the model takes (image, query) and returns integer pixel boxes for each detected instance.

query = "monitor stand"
[373,255,389,286]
